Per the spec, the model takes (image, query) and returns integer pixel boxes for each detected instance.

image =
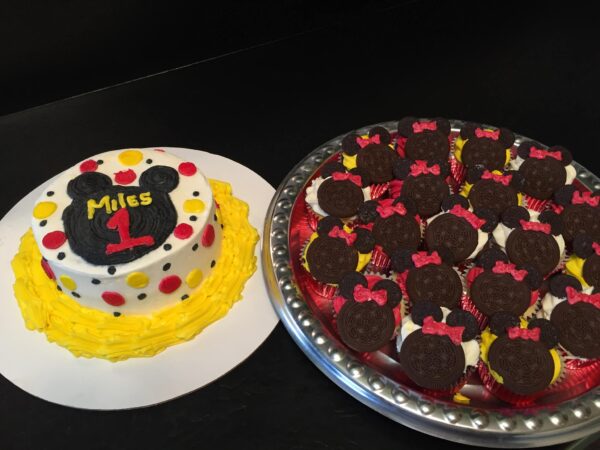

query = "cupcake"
[333,272,404,352]
[389,159,451,217]
[464,247,542,328]
[565,233,600,288]
[512,141,576,212]
[553,186,600,244]
[461,166,524,217]
[493,206,565,277]
[356,196,422,272]
[424,194,496,264]
[397,301,480,394]
[542,273,600,370]
[395,117,452,161]
[391,249,463,310]
[301,217,374,297]
[479,313,563,405]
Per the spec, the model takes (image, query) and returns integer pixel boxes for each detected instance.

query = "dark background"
[1,1,600,449]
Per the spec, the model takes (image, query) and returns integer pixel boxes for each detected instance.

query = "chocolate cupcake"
[397,302,480,392]
[341,126,396,184]
[462,166,524,217]
[424,194,496,264]
[493,206,565,277]
[565,233,600,288]
[391,249,463,310]
[554,186,600,243]
[455,123,515,171]
[396,117,451,161]
[390,159,450,217]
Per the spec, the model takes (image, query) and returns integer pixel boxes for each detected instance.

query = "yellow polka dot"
[184,199,205,213]
[186,269,203,289]
[33,201,57,219]
[59,275,77,291]
[126,272,149,289]
[118,149,143,166]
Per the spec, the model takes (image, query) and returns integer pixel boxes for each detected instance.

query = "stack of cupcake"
[300,117,599,404]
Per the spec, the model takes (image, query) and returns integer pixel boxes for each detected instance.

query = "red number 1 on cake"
[105,208,155,255]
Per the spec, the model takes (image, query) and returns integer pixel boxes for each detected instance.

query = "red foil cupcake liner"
[449,157,467,188]
[478,363,548,406]
[369,183,389,200]
[388,179,403,199]
[305,276,338,299]
[565,357,600,371]
[305,205,321,232]
[460,295,489,330]
[395,136,408,158]
[367,245,391,273]
[522,195,550,213]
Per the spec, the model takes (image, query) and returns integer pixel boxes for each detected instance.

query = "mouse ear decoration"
[393,196,417,216]
[411,300,443,326]
[489,311,520,336]
[390,248,415,272]
[341,132,362,156]
[517,140,541,160]
[352,227,375,253]
[430,247,454,266]
[507,170,525,190]
[316,216,344,236]
[433,117,451,136]
[498,128,515,148]
[446,309,479,341]
[392,158,412,180]
[474,207,499,232]
[349,167,371,187]
[397,116,418,137]
[460,122,478,140]
[518,263,543,290]
[528,318,559,349]
[368,126,391,145]
[320,162,347,179]
[372,279,402,308]
[358,200,379,224]
[339,272,368,300]
[501,205,530,229]
[549,273,582,298]
[476,247,509,270]
[466,165,486,184]
[573,233,596,258]
[441,194,470,212]
[549,145,573,166]
[436,159,450,178]
[538,210,563,236]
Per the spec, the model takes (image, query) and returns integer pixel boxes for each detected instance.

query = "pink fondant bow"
[507,326,540,342]
[412,121,437,133]
[376,198,407,218]
[410,160,441,177]
[331,171,362,187]
[519,219,551,234]
[566,286,600,309]
[422,316,464,345]
[529,146,562,161]
[481,170,512,186]
[353,285,388,306]
[449,204,486,229]
[474,128,500,140]
[572,190,600,207]
[356,134,381,148]
[492,260,527,281]
[412,251,442,268]
[593,242,600,256]
[328,226,357,246]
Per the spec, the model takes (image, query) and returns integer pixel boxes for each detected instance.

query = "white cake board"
[0,148,279,410]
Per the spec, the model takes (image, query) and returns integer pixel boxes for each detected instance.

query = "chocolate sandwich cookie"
[317,179,364,219]
[505,229,559,277]
[397,117,451,161]
[551,301,600,359]
[337,300,395,352]
[465,167,523,216]
[554,186,600,243]
[471,272,531,317]
[341,126,396,184]
[458,123,515,170]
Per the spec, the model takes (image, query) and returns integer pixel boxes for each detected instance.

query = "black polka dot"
[181,294,189,301]
[163,244,172,251]
[214,214,218,222]
[221,224,224,229]
[72,291,80,298]
[97,159,104,165]
[57,285,62,291]
[138,293,147,300]
[113,312,121,317]
[163,263,171,271]
[192,244,199,251]
[193,191,200,197]
[211,260,216,268]
[146,159,153,164]
[39,220,47,227]
[47,191,54,197]
[190,215,197,221]
[92,278,101,285]
[57,252,65,260]
[108,266,116,275]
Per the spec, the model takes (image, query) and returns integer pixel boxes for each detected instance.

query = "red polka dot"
[202,224,215,247]
[114,169,137,185]
[102,291,126,307]
[174,223,193,239]
[80,159,98,172]
[40,258,55,280]
[42,231,66,249]
[154,148,165,152]
[159,275,182,294]
[215,201,220,209]
[178,162,197,176]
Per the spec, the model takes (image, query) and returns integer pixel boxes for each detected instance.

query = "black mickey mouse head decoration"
[63,166,179,266]
[396,117,451,161]
[341,126,396,184]
[465,166,524,216]
[314,162,371,219]
[553,185,600,243]
[458,122,515,171]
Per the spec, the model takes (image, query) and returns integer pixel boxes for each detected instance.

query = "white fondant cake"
[31,148,222,315]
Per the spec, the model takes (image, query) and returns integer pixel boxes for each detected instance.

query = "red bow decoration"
[356,134,381,148]
[492,261,527,281]
[376,198,407,218]
[328,226,357,246]
[481,170,512,186]
[566,286,600,309]
[449,204,486,229]
[422,316,464,345]
[593,242,600,256]
[529,146,562,161]
[353,285,388,306]
[474,128,500,140]
[519,219,551,234]
[331,171,362,187]
[572,190,600,207]
[412,121,437,133]
[410,160,441,177]
[412,251,442,268]
[507,326,540,342]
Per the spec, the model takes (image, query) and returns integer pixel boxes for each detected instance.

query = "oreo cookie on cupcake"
[565,233,600,288]
[479,313,563,405]
[397,301,480,394]
[464,248,542,328]
[461,166,524,217]
[396,117,452,161]
[553,185,600,244]
[493,206,565,277]
[424,194,496,264]
[333,272,404,352]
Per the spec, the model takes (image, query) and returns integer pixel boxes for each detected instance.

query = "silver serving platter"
[262,120,600,447]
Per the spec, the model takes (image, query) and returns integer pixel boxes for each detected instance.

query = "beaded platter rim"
[262,119,600,448]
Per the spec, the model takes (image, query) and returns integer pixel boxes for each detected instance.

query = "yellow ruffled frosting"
[454,134,511,166]
[11,180,259,362]
[565,254,589,287]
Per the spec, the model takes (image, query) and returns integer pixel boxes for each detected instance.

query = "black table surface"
[2,2,600,449]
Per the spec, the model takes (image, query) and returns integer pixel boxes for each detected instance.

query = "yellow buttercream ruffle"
[565,254,589,287]
[11,180,259,362]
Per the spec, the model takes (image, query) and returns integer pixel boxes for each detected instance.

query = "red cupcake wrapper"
[305,276,338,299]
[460,295,489,330]
[306,205,321,232]
[522,195,550,213]
[395,136,408,158]
[565,357,600,371]
[478,363,548,406]
[369,183,389,200]
[367,245,391,273]
[449,156,467,188]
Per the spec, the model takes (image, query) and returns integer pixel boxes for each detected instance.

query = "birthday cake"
[12,148,259,361]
